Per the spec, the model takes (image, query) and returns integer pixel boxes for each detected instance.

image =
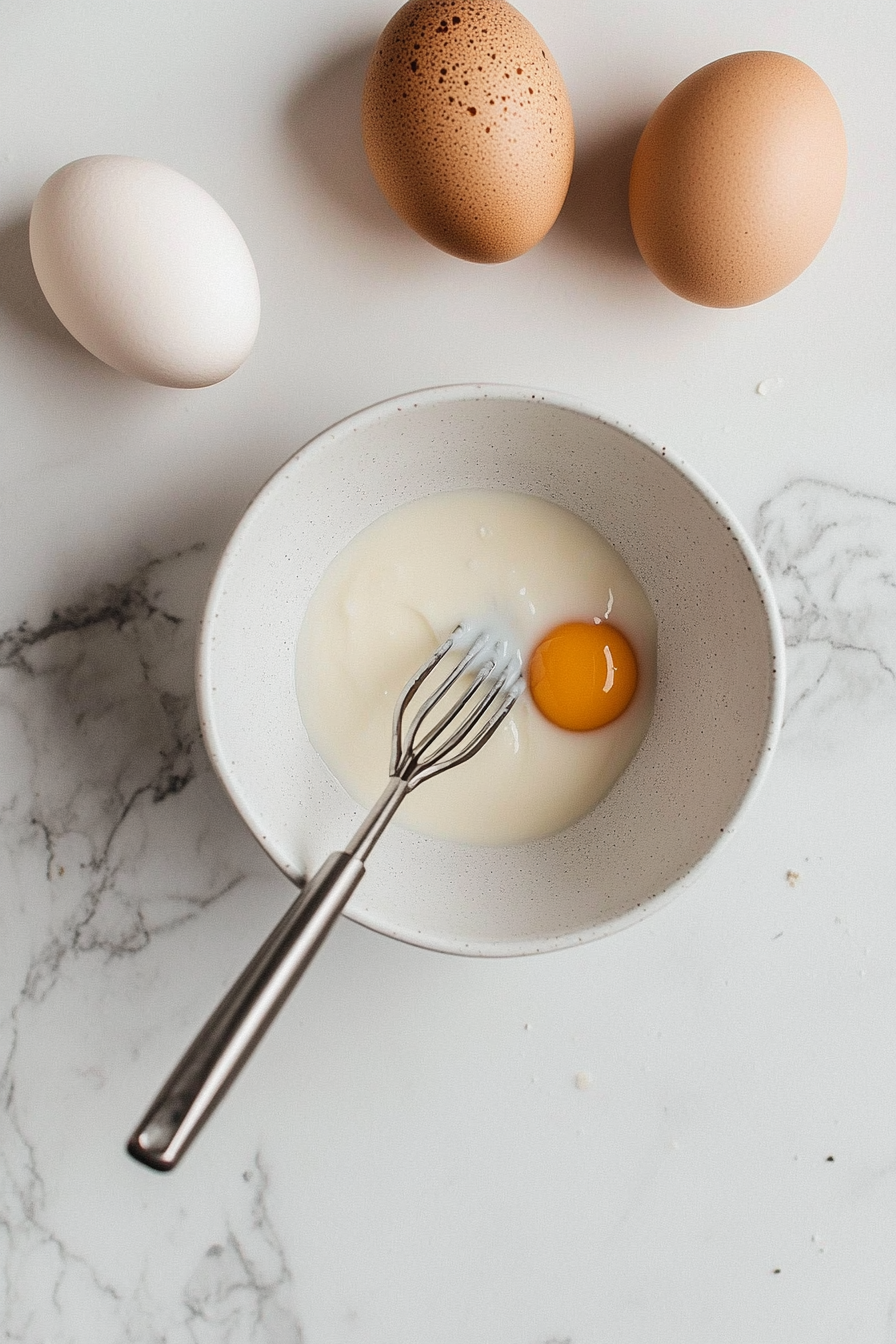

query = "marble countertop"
[2,0,895,1340]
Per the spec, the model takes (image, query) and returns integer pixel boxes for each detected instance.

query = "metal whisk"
[127,628,523,1171]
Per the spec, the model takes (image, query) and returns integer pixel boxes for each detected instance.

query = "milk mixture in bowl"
[295,491,656,844]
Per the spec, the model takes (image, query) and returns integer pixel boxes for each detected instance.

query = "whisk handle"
[127,850,365,1171]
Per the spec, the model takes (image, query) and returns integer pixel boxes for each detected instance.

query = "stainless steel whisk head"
[128,627,524,1171]
[390,626,524,788]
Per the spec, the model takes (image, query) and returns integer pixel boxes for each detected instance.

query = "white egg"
[295,490,657,846]
[29,156,260,388]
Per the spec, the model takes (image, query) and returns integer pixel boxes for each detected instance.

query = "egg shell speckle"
[629,51,847,307]
[362,0,574,263]
[29,156,260,387]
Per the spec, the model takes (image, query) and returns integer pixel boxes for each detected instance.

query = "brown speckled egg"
[362,0,574,263]
[629,51,847,307]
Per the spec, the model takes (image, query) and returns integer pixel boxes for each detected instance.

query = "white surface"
[0,1,894,1341]
[200,385,780,950]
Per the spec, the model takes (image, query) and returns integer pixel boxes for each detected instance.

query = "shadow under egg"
[553,116,652,271]
[282,36,411,240]
[0,210,87,353]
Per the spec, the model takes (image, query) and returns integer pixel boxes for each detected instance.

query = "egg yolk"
[528,621,639,732]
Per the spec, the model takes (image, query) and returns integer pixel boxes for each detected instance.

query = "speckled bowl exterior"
[197,385,785,956]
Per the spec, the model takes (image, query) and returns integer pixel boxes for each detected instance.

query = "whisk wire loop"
[390,630,478,774]
[390,627,524,790]
[393,630,492,775]
[409,668,523,788]
[412,657,496,760]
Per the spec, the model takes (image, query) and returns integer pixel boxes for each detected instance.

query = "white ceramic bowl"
[198,385,784,956]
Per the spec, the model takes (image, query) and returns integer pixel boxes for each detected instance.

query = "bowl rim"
[197,382,786,956]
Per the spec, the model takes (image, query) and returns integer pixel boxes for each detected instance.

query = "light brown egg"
[362,0,574,263]
[629,51,847,307]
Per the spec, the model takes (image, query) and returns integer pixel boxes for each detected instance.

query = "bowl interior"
[198,386,783,955]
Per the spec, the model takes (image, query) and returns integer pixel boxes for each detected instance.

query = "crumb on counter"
[786,869,800,886]
[575,1071,593,1091]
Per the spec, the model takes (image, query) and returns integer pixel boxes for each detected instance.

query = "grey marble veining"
[175,1156,301,1344]
[755,477,896,733]
[0,471,892,1339]
[0,546,243,990]
[0,545,303,1342]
